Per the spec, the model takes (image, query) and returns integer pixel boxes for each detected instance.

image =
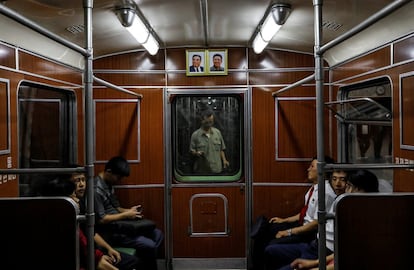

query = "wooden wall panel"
[94,51,166,70]
[253,186,309,218]
[331,46,391,82]
[248,49,314,69]
[249,71,314,86]
[166,72,247,86]
[394,35,414,64]
[400,74,414,147]
[171,187,245,257]
[0,70,22,197]
[93,73,165,87]
[0,44,15,69]
[252,86,331,183]
[0,80,8,152]
[94,100,139,161]
[276,99,317,158]
[18,52,82,83]
[93,88,164,185]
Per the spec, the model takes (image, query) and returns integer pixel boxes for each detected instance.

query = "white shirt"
[303,181,337,224]
[325,203,335,251]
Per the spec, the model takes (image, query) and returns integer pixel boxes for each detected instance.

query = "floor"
[158,258,247,270]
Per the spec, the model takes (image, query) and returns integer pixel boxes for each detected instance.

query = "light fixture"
[252,3,291,54]
[116,5,159,55]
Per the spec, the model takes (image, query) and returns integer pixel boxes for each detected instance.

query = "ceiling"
[1,0,413,66]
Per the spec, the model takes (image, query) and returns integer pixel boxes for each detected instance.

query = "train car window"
[172,95,243,182]
[329,77,393,183]
[0,79,10,155]
[18,82,76,196]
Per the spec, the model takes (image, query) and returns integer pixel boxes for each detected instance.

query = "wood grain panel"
[0,44,15,69]
[394,35,414,64]
[394,169,414,192]
[0,81,8,152]
[0,70,23,197]
[171,187,245,257]
[253,186,309,219]
[94,100,139,162]
[94,50,165,70]
[252,87,331,183]
[276,99,317,159]
[93,88,164,185]
[94,73,165,86]
[400,74,414,147]
[18,52,82,83]
[331,46,391,82]
[248,49,314,69]
[249,71,314,86]
[167,71,247,86]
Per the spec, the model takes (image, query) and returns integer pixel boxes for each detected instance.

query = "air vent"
[65,25,84,34]
[322,20,343,31]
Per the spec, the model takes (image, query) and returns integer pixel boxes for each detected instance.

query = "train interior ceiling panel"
[1,0,414,270]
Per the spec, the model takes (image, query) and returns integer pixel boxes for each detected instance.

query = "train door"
[165,89,250,269]
[18,81,76,195]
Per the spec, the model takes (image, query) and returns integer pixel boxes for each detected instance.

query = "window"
[172,94,243,182]
[327,77,393,183]
[18,82,76,195]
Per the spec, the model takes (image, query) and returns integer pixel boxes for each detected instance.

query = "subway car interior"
[1,0,414,269]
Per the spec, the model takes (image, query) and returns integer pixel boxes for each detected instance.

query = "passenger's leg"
[264,242,308,270]
[116,252,140,270]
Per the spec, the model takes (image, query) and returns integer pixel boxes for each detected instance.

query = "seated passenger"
[38,176,126,270]
[93,156,164,270]
[265,169,379,270]
[250,157,341,270]
[69,167,139,270]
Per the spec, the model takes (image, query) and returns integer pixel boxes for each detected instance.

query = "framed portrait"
[186,50,207,76]
[207,49,228,75]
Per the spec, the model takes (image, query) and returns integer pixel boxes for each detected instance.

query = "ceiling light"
[116,6,159,55]
[252,3,291,54]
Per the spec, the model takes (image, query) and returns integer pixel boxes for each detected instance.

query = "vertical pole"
[313,0,327,270]
[83,1,95,270]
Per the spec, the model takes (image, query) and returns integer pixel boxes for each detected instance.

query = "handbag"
[112,218,156,236]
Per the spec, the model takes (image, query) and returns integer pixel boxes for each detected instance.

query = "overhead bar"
[0,3,89,57]
[272,73,315,96]
[200,0,209,46]
[320,0,411,55]
[93,76,143,98]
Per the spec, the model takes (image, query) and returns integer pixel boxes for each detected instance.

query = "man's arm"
[98,211,136,224]
[269,213,300,223]
[220,150,229,168]
[98,206,140,224]
[276,220,317,238]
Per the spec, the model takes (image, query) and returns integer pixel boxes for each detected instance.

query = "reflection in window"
[172,95,243,181]
[338,77,393,184]
[18,82,76,196]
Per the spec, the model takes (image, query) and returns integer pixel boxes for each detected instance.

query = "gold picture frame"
[186,49,228,76]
